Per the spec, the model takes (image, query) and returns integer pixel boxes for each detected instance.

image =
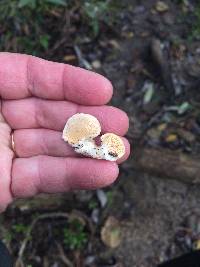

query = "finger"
[3,98,129,135]
[0,52,113,105]
[11,157,119,198]
[14,129,77,158]
[13,129,130,163]
[0,101,13,212]
[0,150,13,212]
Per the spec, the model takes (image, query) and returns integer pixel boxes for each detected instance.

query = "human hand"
[0,53,130,212]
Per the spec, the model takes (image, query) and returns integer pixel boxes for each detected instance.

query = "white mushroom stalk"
[62,113,125,161]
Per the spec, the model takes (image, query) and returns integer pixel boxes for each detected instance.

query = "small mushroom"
[62,113,101,144]
[62,113,125,161]
[101,133,125,160]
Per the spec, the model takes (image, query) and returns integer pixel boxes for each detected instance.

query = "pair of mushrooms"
[62,113,125,161]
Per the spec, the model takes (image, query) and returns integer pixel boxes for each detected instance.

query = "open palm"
[0,53,129,212]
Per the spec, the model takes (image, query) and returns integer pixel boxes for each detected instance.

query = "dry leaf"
[101,216,121,248]
[63,55,77,62]
[158,123,167,132]
[155,1,169,12]
[195,239,200,250]
[108,39,121,50]
[165,134,178,143]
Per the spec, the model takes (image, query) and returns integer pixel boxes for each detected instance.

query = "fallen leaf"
[140,31,150,37]
[176,128,195,143]
[121,31,134,38]
[108,39,121,50]
[195,239,200,250]
[177,102,191,115]
[155,1,169,12]
[158,123,167,132]
[143,82,155,104]
[165,102,191,115]
[91,209,99,224]
[147,127,161,141]
[96,189,107,208]
[101,216,122,248]
[63,55,77,62]
[165,134,178,143]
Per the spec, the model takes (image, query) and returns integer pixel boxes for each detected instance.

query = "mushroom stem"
[73,139,119,161]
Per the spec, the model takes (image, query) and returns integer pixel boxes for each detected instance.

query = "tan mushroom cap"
[62,113,101,145]
[101,133,125,159]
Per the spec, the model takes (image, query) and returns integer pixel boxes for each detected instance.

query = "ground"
[1,0,200,266]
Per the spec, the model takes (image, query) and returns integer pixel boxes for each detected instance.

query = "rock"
[92,60,102,69]
[84,255,96,265]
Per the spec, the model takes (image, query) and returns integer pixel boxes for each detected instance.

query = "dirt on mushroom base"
[1,0,200,266]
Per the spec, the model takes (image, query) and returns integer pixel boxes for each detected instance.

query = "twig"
[15,210,95,265]
[48,5,84,54]
[16,212,70,265]
[74,45,92,70]
[56,242,73,267]
[15,258,25,267]
[72,209,95,236]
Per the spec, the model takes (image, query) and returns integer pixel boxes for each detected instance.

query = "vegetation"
[0,0,120,56]
[63,218,88,250]
[12,223,29,234]
[88,199,98,210]
[191,4,200,40]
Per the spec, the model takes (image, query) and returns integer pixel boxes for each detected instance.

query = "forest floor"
[1,0,200,266]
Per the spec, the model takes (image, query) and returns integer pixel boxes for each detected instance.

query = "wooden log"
[12,193,74,211]
[131,147,200,184]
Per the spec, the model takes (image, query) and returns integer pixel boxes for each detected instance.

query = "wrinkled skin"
[0,53,130,212]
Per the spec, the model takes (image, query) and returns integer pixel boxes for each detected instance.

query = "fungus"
[62,113,125,161]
